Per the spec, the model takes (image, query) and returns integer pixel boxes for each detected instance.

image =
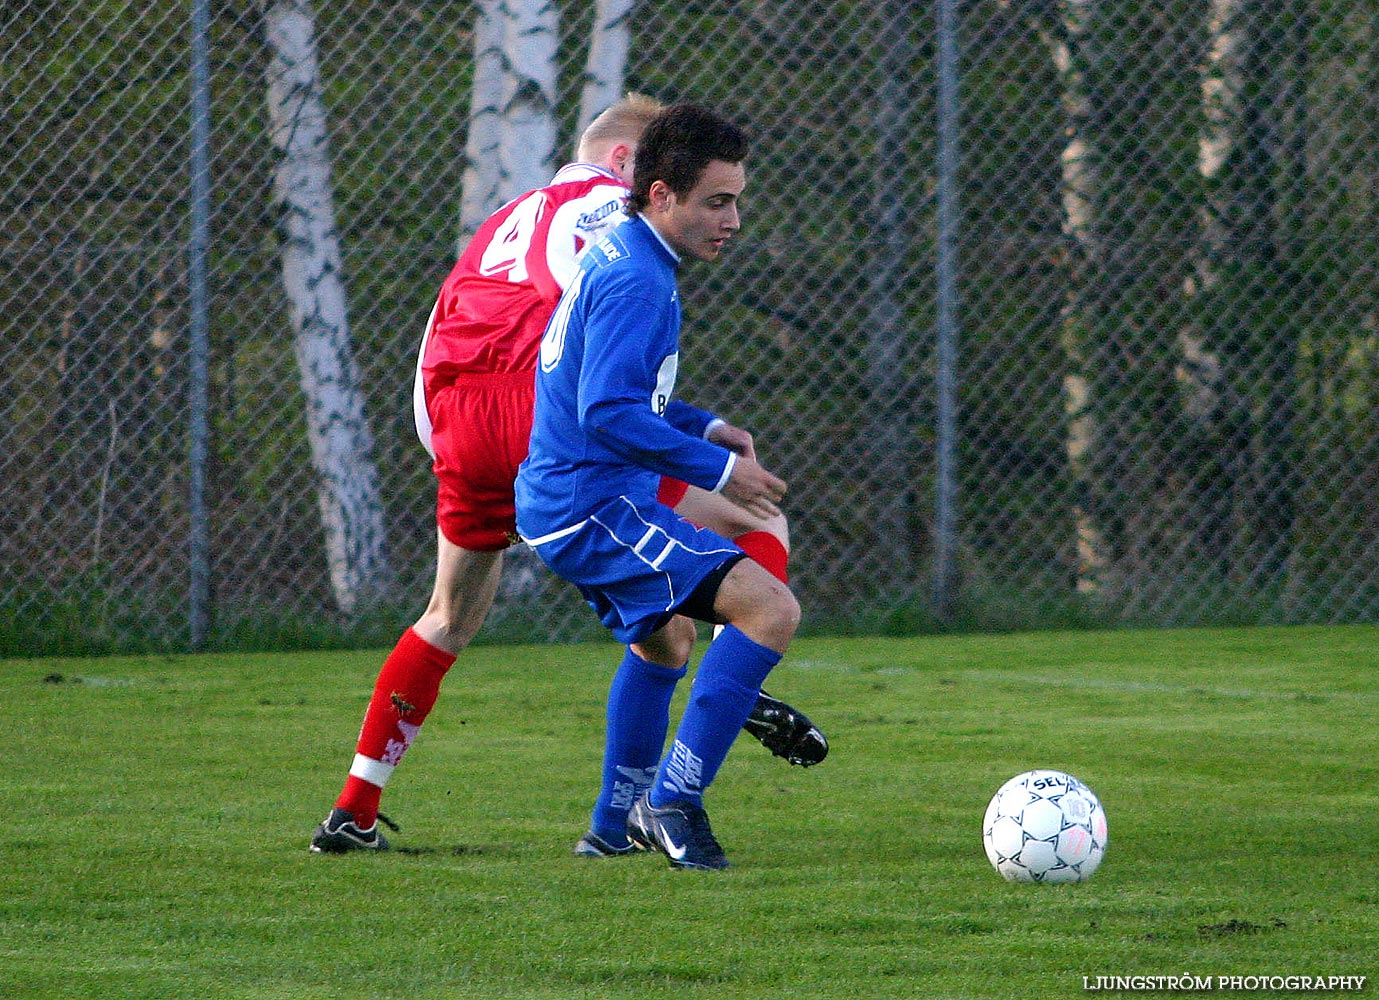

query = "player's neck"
[638,214,682,264]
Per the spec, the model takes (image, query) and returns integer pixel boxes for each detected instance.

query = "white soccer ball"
[982,769,1108,883]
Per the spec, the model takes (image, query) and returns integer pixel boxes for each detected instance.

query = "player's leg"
[414,531,504,654]
[647,556,799,803]
[630,558,801,869]
[670,485,826,767]
[574,616,696,857]
[312,375,525,853]
[672,484,790,583]
[311,535,502,853]
[526,498,794,867]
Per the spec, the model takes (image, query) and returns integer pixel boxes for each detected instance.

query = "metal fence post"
[932,0,961,624]
[188,0,212,648]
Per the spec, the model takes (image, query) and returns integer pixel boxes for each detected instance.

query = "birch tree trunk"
[1185,0,1311,588]
[263,0,391,615]
[497,0,560,199]
[1174,0,1243,565]
[1197,0,1245,277]
[459,0,504,243]
[1040,0,1111,594]
[577,0,636,134]
[1179,0,1241,417]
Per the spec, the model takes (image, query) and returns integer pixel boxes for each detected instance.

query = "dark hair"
[626,105,749,215]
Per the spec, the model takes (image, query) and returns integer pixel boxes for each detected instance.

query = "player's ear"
[647,179,673,212]
[609,141,635,183]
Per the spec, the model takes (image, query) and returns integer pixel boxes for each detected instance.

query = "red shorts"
[427,371,693,550]
[429,372,534,551]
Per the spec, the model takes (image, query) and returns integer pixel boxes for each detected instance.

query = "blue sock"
[650,625,781,808]
[589,648,686,845]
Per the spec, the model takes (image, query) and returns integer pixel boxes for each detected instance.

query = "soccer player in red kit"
[311,94,825,854]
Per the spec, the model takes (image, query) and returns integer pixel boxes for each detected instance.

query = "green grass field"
[3,625,1376,999]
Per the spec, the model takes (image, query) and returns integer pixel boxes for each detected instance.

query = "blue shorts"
[523,494,743,645]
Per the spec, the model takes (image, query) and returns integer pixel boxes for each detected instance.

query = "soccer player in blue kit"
[515,105,799,870]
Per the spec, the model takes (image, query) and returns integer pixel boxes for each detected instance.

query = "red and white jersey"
[414,164,631,454]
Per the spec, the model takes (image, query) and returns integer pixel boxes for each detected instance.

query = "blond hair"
[576,92,664,162]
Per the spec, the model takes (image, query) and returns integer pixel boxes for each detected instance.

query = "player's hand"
[708,422,757,461]
[721,456,786,519]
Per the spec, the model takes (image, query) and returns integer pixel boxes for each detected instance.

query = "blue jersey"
[515,216,736,538]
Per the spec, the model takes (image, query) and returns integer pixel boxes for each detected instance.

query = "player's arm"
[703,419,757,460]
[664,406,784,517]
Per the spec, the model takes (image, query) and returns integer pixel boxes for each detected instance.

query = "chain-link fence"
[3,0,1377,655]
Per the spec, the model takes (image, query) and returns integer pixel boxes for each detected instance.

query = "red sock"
[734,530,789,584]
[334,627,455,826]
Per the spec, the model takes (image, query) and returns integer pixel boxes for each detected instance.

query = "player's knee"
[763,584,801,637]
[415,609,478,654]
[417,593,489,651]
[664,615,698,662]
[635,614,696,667]
[734,578,799,652]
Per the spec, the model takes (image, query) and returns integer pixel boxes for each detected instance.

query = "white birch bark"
[1177,0,1242,419]
[1041,0,1111,594]
[263,0,391,615]
[459,0,504,243]
[577,0,636,134]
[497,0,560,199]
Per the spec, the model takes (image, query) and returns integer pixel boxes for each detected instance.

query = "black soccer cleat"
[573,830,641,858]
[627,793,729,870]
[742,690,829,767]
[309,807,396,853]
